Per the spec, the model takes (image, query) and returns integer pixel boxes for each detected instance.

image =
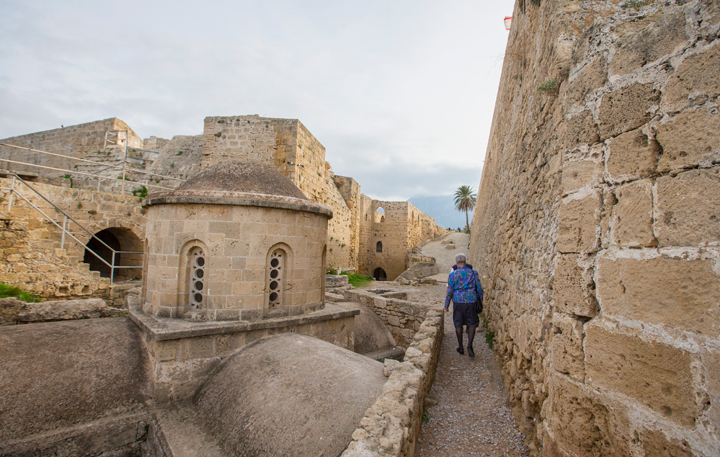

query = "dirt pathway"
[416,290,528,457]
[420,232,471,283]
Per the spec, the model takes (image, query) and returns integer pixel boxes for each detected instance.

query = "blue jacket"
[445,266,483,307]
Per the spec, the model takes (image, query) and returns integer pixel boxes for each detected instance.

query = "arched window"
[375,207,385,223]
[376,241,383,253]
[268,248,285,310]
[189,247,206,310]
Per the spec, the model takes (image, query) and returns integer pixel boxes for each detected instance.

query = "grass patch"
[0,283,42,302]
[341,272,374,287]
[422,407,430,423]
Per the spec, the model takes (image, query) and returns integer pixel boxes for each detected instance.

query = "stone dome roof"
[143,160,333,218]
[192,333,386,456]
[175,160,308,200]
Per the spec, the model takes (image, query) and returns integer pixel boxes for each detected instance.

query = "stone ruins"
[471,0,720,455]
[0,114,445,305]
[1,0,719,456]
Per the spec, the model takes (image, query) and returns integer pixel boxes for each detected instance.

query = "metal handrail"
[1,173,143,285]
[0,142,185,184]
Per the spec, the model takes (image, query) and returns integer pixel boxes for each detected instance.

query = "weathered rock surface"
[0,318,152,455]
[194,333,386,457]
[16,298,122,322]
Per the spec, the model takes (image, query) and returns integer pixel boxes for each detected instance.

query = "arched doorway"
[83,228,143,280]
[373,267,387,281]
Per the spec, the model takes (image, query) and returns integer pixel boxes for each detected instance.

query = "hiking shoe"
[456,347,464,355]
[467,346,475,357]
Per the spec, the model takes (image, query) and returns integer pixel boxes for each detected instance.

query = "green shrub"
[537,78,560,96]
[0,283,42,302]
[132,185,148,199]
[485,328,495,349]
[340,272,374,287]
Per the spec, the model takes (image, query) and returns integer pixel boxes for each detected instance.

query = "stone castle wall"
[357,198,445,280]
[0,177,146,301]
[0,114,444,291]
[470,1,720,455]
[0,118,143,177]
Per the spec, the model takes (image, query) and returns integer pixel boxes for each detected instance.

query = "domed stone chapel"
[131,160,359,402]
[141,160,332,321]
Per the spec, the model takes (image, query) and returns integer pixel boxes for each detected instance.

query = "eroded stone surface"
[656,108,720,173]
[611,179,655,247]
[585,322,698,427]
[606,128,660,182]
[596,254,720,336]
[655,167,720,246]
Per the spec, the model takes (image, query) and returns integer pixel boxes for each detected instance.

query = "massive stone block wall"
[0,177,145,300]
[470,1,720,455]
[0,118,143,177]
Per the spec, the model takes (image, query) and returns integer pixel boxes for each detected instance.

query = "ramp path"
[420,232,471,283]
[413,286,528,457]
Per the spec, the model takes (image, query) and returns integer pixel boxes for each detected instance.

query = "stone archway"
[83,227,143,280]
[372,267,387,281]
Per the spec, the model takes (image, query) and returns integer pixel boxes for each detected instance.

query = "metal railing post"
[61,215,67,249]
[6,175,15,211]
[111,251,116,285]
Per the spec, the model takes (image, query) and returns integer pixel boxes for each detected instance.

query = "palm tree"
[454,185,477,231]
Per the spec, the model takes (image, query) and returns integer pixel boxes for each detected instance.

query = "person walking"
[444,253,483,357]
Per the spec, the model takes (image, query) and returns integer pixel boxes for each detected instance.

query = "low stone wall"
[0,297,123,325]
[130,304,359,403]
[342,308,444,456]
[343,288,435,348]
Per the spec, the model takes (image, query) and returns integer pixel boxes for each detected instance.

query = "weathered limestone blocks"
[553,254,598,318]
[131,304,358,402]
[611,179,655,247]
[605,128,661,183]
[585,320,698,427]
[395,261,438,284]
[655,168,720,246]
[470,0,720,455]
[596,251,720,336]
[343,309,443,456]
[344,288,434,348]
[557,188,601,254]
[656,108,720,172]
[326,274,349,288]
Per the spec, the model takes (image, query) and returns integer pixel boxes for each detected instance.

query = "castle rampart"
[471,1,720,455]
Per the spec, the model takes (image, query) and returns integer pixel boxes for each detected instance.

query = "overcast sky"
[0,0,514,200]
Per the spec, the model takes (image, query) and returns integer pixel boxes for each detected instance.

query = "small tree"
[454,185,477,231]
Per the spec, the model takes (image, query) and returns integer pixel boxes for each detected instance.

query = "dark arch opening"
[84,228,143,280]
[373,268,387,281]
[376,241,382,253]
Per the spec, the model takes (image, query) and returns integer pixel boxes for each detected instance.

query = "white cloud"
[0,0,514,199]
